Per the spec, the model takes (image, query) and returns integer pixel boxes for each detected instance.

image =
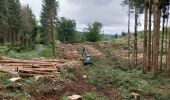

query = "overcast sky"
[20,0,145,34]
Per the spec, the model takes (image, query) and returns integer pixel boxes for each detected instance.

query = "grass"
[82,92,108,100]
[60,92,108,100]
[0,42,170,99]
[4,47,55,59]
[81,56,170,99]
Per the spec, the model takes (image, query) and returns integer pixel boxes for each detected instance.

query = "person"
[82,48,86,56]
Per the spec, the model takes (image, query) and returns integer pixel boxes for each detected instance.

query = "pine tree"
[152,0,160,78]
[8,0,23,48]
[168,28,170,75]
[40,0,58,58]
[143,0,148,73]
[147,0,152,71]
[0,0,9,44]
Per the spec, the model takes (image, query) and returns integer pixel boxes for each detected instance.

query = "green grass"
[79,56,170,100]
[5,50,39,59]
[82,92,108,100]
[4,47,55,59]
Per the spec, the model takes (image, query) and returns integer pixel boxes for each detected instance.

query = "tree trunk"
[128,0,131,60]
[148,0,152,71]
[50,14,56,58]
[143,0,148,73]
[51,26,56,58]
[11,32,15,49]
[167,28,170,76]
[134,7,138,67]
[160,9,166,70]
[165,6,169,69]
[152,0,160,78]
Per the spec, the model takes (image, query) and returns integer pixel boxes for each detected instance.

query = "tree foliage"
[40,0,59,58]
[21,5,37,49]
[40,0,58,44]
[85,22,103,42]
[57,17,77,43]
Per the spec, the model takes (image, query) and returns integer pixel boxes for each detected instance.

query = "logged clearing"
[0,43,103,77]
[0,42,170,100]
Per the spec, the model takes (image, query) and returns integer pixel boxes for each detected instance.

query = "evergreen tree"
[40,0,58,44]
[0,0,9,44]
[40,0,59,58]
[142,0,148,73]
[8,0,23,48]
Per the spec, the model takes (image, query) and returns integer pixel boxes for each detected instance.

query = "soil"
[32,69,120,100]
[0,43,121,99]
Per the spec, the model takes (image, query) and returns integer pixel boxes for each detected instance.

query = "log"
[0,60,55,64]
[33,68,58,72]
[19,73,55,78]
[19,69,53,75]
[0,63,56,67]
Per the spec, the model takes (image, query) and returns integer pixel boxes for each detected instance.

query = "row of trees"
[0,0,103,57]
[0,0,37,50]
[122,0,170,78]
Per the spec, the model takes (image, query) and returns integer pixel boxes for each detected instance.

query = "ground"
[0,41,170,100]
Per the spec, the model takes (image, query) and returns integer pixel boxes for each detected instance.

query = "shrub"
[38,48,53,58]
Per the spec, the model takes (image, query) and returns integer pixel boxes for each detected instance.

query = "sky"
[20,0,145,35]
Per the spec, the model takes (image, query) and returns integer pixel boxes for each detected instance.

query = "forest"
[0,0,170,100]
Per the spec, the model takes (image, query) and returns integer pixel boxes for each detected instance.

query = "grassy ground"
[0,41,170,100]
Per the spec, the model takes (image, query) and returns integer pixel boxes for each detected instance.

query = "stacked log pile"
[0,58,81,77]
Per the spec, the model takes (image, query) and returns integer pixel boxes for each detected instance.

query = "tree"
[121,32,127,37]
[147,0,152,71]
[0,0,9,44]
[8,0,23,49]
[122,0,144,67]
[142,0,148,73]
[21,5,37,49]
[165,5,169,68]
[40,0,59,58]
[168,28,170,75]
[57,17,77,43]
[127,0,131,59]
[160,0,170,70]
[133,6,139,67]
[152,0,160,78]
[85,22,103,42]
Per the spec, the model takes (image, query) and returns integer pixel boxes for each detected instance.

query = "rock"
[131,92,140,100]
[83,75,87,78]
[34,75,43,81]
[9,77,21,82]
[68,94,82,100]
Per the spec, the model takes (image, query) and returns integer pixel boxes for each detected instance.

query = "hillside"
[0,41,170,100]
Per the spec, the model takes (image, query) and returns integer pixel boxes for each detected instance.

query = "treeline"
[0,0,37,50]
[0,0,103,52]
[122,0,170,78]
